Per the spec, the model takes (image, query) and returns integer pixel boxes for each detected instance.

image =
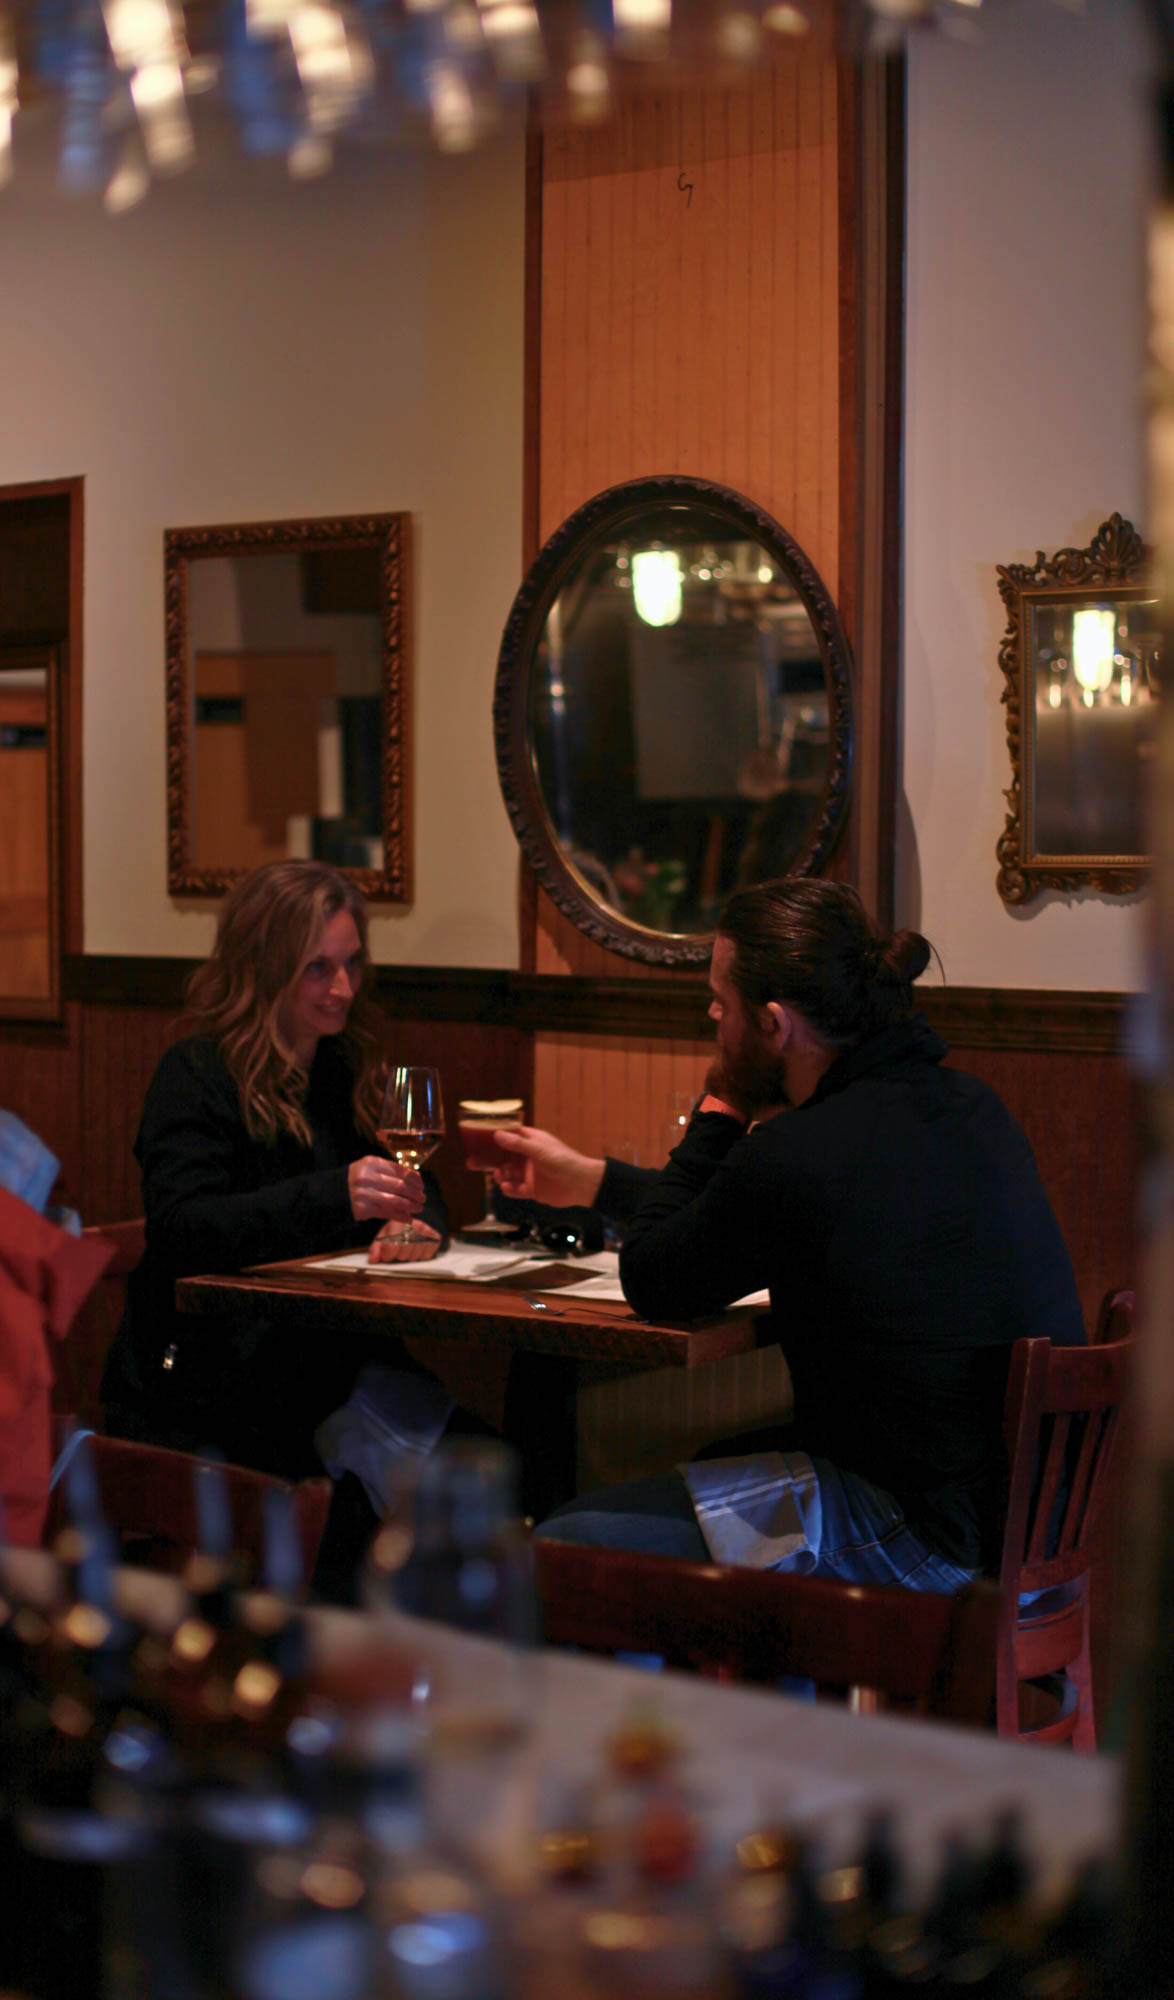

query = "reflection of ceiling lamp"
[1072,607,1116,707]
[632,548,682,627]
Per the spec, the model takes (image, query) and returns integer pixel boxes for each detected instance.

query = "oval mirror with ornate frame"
[493,477,853,966]
[996,513,1158,905]
[166,511,410,900]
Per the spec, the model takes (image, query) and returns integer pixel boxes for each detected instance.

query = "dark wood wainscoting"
[0,957,1139,1328]
[37,979,531,1230]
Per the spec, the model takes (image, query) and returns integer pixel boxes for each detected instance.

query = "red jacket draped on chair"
[0,1188,113,1546]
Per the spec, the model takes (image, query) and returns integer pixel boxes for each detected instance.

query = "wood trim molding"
[65,478,85,954]
[918,985,1133,1056]
[63,954,1133,1055]
[522,116,543,577]
[850,53,904,931]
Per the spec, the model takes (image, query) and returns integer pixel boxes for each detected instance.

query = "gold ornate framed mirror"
[165,512,411,900]
[493,477,854,966]
[996,514,1157,905]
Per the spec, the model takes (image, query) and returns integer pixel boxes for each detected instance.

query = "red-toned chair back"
[52,1218,147,1429]
[47,1426,332,1587]
[533,1540,999,1726]
[997,1334,1134,1748]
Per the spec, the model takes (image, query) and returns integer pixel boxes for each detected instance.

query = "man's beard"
[715,1024,790,1114]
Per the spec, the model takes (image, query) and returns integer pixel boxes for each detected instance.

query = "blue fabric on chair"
[0,1109,81,1232]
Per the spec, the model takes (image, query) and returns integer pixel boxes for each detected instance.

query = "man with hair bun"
[499,878,1084,1591]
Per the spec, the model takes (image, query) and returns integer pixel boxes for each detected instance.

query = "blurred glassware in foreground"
[365,1440,537,1871]
[0,0,1067,212]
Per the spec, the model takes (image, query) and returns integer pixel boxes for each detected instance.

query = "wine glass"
[662,1090,698,1161]
[377,1065,445,1244]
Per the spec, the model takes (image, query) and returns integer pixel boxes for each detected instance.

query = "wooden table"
[175,1257,764,1369]
[176,1257,770,1511]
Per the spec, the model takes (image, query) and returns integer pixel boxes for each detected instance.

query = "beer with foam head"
[458,1099,524,1172]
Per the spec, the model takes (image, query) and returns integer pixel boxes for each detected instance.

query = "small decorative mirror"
[166,512,411,899]
[494,477,853,965]
[996,514,1158,904]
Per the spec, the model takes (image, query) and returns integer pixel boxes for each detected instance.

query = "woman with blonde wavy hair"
[102,860,490,1598]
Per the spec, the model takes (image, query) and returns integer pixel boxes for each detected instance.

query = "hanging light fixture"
[0,0,1086,205]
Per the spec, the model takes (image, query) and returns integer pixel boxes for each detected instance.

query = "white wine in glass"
[377,1064,444,1241]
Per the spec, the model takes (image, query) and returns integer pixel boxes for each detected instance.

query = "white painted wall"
[903,0,1156,990]
[2,1,1158,992]
[0,114,525,967]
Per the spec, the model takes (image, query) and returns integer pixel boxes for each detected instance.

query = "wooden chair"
[52,1218,147,1429]
[997,1333,1134,1749]
[47,1426,332,1587]
[50,1217,333,1586]
[533,1540,999,1726]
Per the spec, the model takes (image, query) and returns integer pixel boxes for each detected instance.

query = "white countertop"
[3,1544,1118,1912]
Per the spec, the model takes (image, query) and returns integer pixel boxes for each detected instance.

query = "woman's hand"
[492,1126,606,1208]
[368,1221,443,1264]
[348,1155,426,1223]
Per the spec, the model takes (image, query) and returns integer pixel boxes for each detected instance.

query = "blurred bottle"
[0,1482,146,2000]
[129,1468,318,1999]
[366,1441,536,1877]
[367,1441,534,1746]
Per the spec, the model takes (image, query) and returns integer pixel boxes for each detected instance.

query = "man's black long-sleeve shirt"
[618,1015,1084,1568]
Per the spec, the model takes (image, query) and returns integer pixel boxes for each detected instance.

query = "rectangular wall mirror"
[996,515,1156,903]
[0,644,61,1021]
[166,512,411,900]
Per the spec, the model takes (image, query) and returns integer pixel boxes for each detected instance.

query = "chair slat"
[1026,1415,1069,1566]
[1058,1411,1105,1558]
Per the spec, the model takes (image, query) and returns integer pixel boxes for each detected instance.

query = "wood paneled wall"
[1,974,1132,1336]
[538,46,842,570]
[533,1031,710,1172]
[0,991,530,1232]
[523,1023,1138,1341]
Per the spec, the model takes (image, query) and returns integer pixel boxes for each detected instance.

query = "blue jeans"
[536,1457,979,1597]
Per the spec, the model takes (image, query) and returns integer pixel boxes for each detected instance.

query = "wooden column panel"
[530,30,851,1050]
